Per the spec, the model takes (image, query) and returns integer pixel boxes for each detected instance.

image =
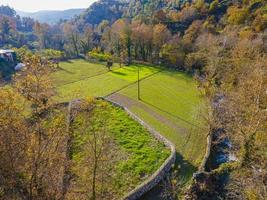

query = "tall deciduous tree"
[153,24,171,62]
[63,23,80,57]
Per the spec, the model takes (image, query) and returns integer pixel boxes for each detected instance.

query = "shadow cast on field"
[64,59,73,63]
[176,154,197,183]
[140,99,202,129]
[57,66,74,74]
[139,153,197,200]
[111,71,127,76]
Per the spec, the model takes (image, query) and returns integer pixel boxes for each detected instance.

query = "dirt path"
[107,93,188,135]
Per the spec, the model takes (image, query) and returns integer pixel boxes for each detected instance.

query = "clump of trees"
[0,6,36,48]
[0,55,68,199]
[0,54,120,200]
[182,1,267,198]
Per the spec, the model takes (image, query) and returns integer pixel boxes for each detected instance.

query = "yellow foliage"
[245,188,260,200]
[239,28,255,39]
[227,6,249,25]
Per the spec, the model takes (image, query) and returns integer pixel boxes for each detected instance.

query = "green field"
[71,100,169,198]
[53,59,207,184]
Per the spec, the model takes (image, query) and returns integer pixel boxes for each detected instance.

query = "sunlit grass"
[72,100,169,197]
[53,59,208,185]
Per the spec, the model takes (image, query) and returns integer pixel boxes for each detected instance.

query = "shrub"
[88,48,112,62]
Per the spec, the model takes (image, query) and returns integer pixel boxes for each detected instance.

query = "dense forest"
[0,0,266,199]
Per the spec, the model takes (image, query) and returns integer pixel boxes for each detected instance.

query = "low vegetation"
[53,59,207,185]
[69,99,169,199]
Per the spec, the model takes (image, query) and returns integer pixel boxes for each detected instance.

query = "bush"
[40,49,65,61]
[88,48,112,62]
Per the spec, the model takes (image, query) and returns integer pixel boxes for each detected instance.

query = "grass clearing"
[71,100,169,198]
[109,64,160,82]
[117,70,207,166]
[56,73,128,101]
[52,59,121,86]
[53,59,208,186]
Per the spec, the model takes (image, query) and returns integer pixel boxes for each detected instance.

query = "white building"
[0,49,25,71]
[0,49,15,63]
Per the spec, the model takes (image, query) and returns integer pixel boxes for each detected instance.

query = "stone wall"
[102,97,176,200]
[199,134,212,172]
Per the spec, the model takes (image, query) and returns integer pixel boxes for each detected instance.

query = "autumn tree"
[63,23,80,57]
[0,87,28,199]
[221,38,267,199]
[34,22,51,49]
[192,29,267,199]
[67,99,117,200]
[110,19,133,64]
[80,26,94,55]
[0,16,12,45]
[110,19,124,57]
[97,20,109,34]
[131,21,153,61]
[160,34,185,68]
[153,10,167,24]
[227,6,249,25]
[13,55,67,200]
[153,24,171,62]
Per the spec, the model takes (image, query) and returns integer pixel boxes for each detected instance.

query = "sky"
[1,0,98,12]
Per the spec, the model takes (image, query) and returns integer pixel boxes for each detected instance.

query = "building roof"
[0,49,15,54]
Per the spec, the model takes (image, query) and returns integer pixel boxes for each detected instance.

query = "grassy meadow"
[53,59,208,184]
[70,100,169,198]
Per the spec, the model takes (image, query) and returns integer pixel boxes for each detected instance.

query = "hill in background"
[16,8,86,24]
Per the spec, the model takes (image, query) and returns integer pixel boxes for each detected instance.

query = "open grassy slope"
[53,59,207,183]
[71,100,169,198]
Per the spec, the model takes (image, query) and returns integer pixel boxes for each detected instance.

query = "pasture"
[53,59,208,184]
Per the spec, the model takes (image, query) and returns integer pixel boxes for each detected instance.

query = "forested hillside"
[0,5,36,48]
[16,9,85,25]
[0,0,266,199]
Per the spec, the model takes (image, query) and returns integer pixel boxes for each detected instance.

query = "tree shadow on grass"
[140,99,203,129]
[111,71,127,76]
[57,66,74,74]
[65,59,73,63]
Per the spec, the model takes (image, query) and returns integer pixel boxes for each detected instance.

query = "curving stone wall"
[199,134,212,172]
[102,97,176,200]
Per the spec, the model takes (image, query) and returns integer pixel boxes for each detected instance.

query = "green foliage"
[209,0,219,13]
[40,49,65,60]
[88,48,112,62]
[13,46,32,61]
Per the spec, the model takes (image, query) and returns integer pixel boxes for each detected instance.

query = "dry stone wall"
[102,97,176,200]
